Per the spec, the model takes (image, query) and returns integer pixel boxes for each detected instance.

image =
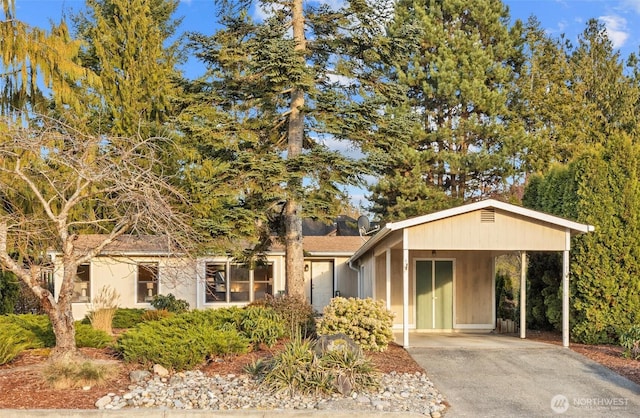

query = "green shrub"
[250,294,316,338]
[112,308,147,328]
[237,306,284,348]
[254,338,380,396]
[0,314,55,348]
[116,309,250,370]
[74,323,112,348]
[141,309,172,322]
[620,325,640,360]
[318,297,394,352]
[0,314,111,349]
[0,323,30,365]
[150,293,190,313]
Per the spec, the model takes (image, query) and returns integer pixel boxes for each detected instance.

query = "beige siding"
[407,209,567,251]
[374,253,387,302]
[335,256,358,298]
[388,249,414,326]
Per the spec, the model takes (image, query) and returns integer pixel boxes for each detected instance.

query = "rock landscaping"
[96,367,447,417]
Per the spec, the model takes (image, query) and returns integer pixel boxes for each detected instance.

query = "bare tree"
[0,117,194,361]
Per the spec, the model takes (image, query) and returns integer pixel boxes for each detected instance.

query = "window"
[230,264,250,302]
[253,264,273,300]
[137,263,159,303]
[72,264,90,303]
[204,262,273,303]
[205,263,227,303]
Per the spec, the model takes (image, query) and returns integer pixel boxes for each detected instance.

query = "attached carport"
[348,199,594,348]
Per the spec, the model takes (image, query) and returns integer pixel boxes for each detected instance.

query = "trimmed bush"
[318,297,394,352]
[0,314,111,349]
[150,293,189,313]
[0,323,30,365]
[250,294,316,338]
[0,314,54,348]
[620,325,640,360]
[74,323,112,348]
[112,308,147,328]
[116,309,251,370]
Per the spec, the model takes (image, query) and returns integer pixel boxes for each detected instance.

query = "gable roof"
[349,199,594,262]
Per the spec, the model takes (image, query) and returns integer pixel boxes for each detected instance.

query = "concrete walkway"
[407,333,640,417]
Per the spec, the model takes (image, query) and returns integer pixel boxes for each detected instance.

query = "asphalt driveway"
[407,334,640,417]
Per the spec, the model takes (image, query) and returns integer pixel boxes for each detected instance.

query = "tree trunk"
[284,0,306,298]
[48,263,79,360]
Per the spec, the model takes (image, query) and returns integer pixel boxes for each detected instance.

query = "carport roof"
[349,199,594,262]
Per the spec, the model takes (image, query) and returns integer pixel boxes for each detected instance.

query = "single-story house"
[51,235,363,320]
[347,199,594,348]
[52,199,593,348]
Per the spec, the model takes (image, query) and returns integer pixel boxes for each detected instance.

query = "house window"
[253,264,273,301]
[230,264,250,302]
[137,263,159,303]
[72,264,90,303]
[205,263,227,303]
[204,262,273,303]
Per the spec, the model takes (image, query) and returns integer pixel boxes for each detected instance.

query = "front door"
[416,260,453,329]
[304,260,334,313]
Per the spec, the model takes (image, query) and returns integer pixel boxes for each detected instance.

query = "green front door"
[416,260,453,329]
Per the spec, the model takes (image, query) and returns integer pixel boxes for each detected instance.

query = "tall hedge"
[523,133,640,344]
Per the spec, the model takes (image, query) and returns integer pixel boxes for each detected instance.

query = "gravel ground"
[96,368,447,417]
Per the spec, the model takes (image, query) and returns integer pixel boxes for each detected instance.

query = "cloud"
[621,0,640,14]
[599,15,629,48]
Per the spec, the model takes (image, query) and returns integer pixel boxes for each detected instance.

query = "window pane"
[205,263,227,303]
[72,264,90,303]
[254,264,273,282]
[230,265,249,302]
[137,263,158,303]
[253,282,272,301]
[230,282,250,302]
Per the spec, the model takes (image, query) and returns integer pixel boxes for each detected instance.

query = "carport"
[348,199,594,348]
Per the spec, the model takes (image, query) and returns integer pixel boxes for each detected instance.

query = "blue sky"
[15,0,640,60]
[13,0,640,209]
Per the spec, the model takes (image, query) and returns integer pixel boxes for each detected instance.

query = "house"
[52,234,364,320]
[52,200,593,349]
[347,199,594,348]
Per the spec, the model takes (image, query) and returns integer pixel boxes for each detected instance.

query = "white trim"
[562,229,571,348]
[491,255,496,330]
[385,249,391,311]
[402,229,409,348]
[520,251,527,339]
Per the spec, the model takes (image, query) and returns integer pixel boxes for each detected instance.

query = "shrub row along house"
[52,200,593,347]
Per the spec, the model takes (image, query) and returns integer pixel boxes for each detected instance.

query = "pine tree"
[181,0,382,296]
[366,0,523,221]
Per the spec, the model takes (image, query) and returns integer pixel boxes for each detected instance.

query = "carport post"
[520,251,527,339]
[403,229,409,348]
[562,229,570,348]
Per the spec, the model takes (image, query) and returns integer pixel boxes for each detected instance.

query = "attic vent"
[480,208,495,223]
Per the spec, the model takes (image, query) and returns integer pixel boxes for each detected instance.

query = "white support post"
[402,229,410,348]
[520,251,527,339]
[562,229,571,348]
[386,249,392,311]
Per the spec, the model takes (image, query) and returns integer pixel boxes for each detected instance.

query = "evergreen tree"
[0,0,99,117]
[72,0,182,137]
[366,0,523,221]
[181,0,381,295]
